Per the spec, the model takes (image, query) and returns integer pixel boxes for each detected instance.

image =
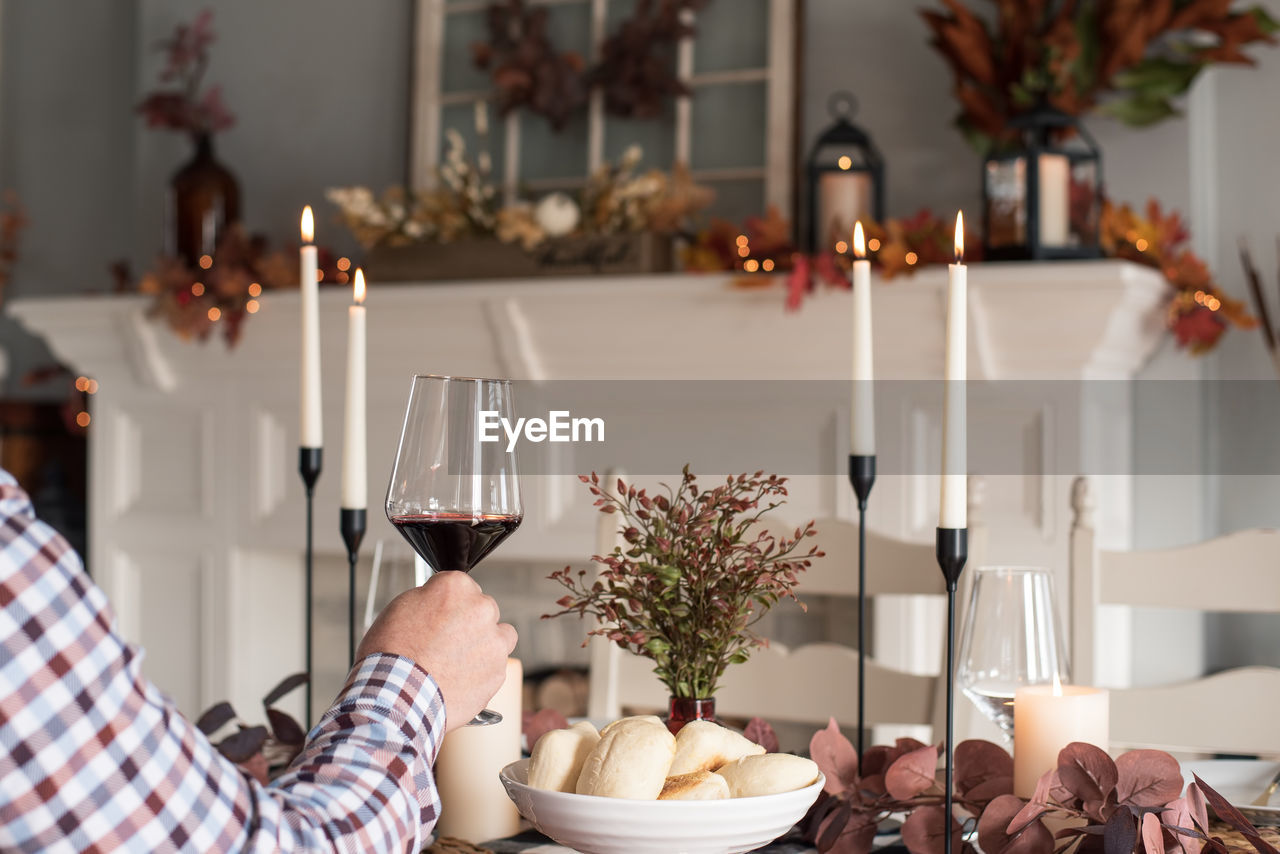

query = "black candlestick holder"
[298,448,322,727]
[848,454,876,758]
[935,526,968,854]
[340,508,367,668]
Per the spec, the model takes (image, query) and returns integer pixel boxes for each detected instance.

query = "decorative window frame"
[410,0,799,216]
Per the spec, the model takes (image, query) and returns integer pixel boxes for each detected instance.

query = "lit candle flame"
[1052,671,1063,696]
[954,211,964,263]
[301,206,314,244]
[853,221,866,259]
[353,268,366,305]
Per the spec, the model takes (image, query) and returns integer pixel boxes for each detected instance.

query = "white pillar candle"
[1013,680,1109,797]
[299,206,323,449]
[939,212,967,529]
[341,269,367,510]
[818,170,872,248]
[1037,154,1070,248]
[850,221,874,455]
[434,657,524,842]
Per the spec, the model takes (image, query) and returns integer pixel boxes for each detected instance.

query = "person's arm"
[250,654,448,851]
[0,470,513,852]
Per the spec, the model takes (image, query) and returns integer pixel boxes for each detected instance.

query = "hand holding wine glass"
[357,571,517,733]
[385,375,524,726]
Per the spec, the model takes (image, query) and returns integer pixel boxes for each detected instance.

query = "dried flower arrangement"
[592,0,705,120]
[544,468,822,701]
[470,0,708,128]
[689,201,1251,355]
[194,673,308,785]
[471,0,589,131]
[136,9,235,137]
[328,136,711,253]
[922,1,1277,150]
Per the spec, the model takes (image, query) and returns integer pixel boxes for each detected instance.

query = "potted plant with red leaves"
[195,673,309,784]
[545,466,822,733]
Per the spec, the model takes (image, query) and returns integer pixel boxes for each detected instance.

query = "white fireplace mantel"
[11,261,1168,716]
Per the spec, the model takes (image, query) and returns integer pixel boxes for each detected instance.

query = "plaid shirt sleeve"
[0,470,448,853]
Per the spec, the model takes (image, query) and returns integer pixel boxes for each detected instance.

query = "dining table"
[430,755,1280,854]
[469,830,820,854]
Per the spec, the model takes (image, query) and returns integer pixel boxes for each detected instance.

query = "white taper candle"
[299,206,322,448]
[940,212,967,529]
[851,221,874,455]
[341,269,367,510]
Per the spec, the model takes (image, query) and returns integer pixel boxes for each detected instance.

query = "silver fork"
[1251,767,1280,807]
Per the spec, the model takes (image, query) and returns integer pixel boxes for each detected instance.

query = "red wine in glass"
[385,375,523,727]
[391,512,522,573]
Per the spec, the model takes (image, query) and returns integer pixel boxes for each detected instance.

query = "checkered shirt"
[0,470,448,852]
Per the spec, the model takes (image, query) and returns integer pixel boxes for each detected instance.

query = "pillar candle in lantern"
[299,206,322,449]
[850,221,874,455]
[1038,154,1070,247]
[1013,677,1109,797]
[818,163,872,247]
[341,269,367,510]
[434,657,524,842]
[939,212,967,529]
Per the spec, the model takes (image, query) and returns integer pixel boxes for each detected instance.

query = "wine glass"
[386,374,523,726]
[956,566,1068,743]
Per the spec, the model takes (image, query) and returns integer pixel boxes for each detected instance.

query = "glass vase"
[666,696,716,734]
[167,132,240,266]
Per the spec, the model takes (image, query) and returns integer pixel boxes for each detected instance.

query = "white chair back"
[1069,475,1280,755]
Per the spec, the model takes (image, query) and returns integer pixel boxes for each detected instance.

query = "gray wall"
[0,1,139,396]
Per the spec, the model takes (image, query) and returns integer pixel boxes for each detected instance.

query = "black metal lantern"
[806,92,884,253]
[982,105,1103,261]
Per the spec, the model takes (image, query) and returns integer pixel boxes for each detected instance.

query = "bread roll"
[575,719,676,799]
[527,721,601,793]
[714,754,820,798]
[599,715,665,736]
[659,770,731,801]
[668,720,766,776]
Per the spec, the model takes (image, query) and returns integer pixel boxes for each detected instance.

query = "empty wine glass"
[956,566,1068,743]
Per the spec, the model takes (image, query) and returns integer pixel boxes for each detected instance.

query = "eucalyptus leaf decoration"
[545,467,822,699]
[797,725,1278,854]
[922,0,1279,152]
[195,672,309,784]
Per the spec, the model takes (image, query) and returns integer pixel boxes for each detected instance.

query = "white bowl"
[499,758,824,854]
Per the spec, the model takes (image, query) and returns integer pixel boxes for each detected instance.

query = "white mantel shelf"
[13,260,1167,389]
[9,260,1168,717]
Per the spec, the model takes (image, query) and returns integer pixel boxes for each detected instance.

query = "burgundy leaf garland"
[800,724,1274,854]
